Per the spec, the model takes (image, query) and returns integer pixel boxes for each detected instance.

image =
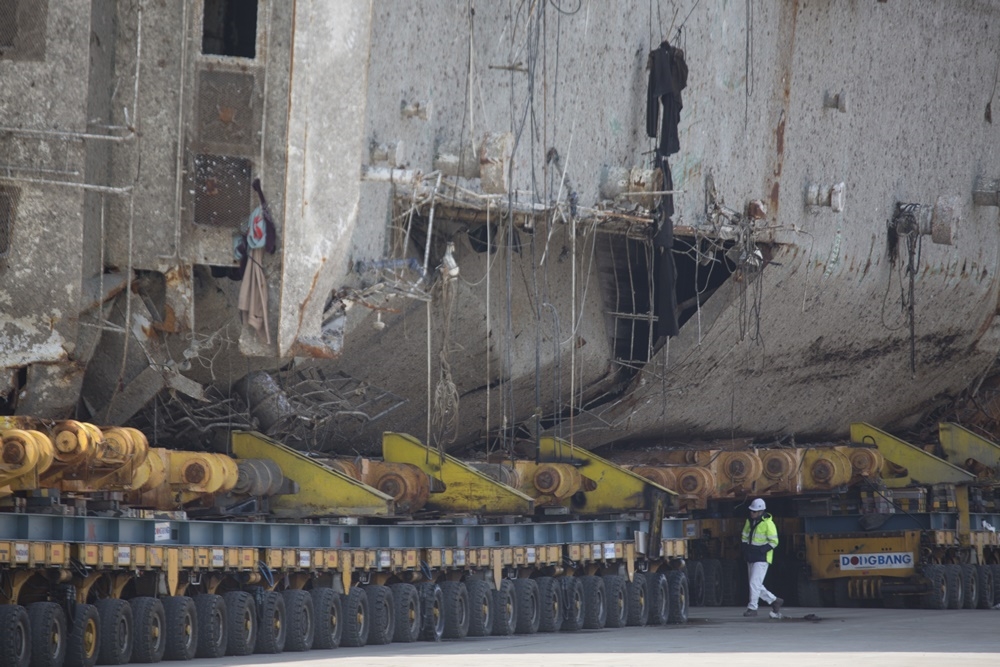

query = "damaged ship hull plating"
[0,1,998,456]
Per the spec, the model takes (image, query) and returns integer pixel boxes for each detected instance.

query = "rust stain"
[163,264,192,289]
[289,339,341,360]
[774,116,785,178]
[769,182,780,213]
[153,304,181,333]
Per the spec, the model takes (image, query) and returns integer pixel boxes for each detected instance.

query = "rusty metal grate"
[0,0,48,61]
[192,154,251,228]
[196,69,261,151]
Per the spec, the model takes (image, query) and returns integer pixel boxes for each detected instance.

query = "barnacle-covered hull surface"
[1,1,998,456]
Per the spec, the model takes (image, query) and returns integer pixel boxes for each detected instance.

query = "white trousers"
[747,561,776,610]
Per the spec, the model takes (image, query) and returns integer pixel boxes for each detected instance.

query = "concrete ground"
[187,606,1000,667]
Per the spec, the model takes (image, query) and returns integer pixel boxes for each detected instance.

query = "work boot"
[743,608,757,617]
[771,597,784,614]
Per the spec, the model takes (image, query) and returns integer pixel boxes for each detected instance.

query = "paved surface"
[186,606,1000,667]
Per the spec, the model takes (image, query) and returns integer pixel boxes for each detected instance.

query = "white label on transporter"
[839,552,913,570]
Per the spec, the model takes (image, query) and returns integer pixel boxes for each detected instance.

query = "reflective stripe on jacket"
[741,513,779,564]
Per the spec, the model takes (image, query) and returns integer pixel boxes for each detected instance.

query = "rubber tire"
[976,565,995,609]
[603,575,628,628]
[581,575,606,630]
[193,595,226,659]
[222,592,255,657]
[666,570,689,624]
[513,579,540,635]
[960,564,979,609]
[491,580,516,637]
[364,585,395,645]
[95,598,132,665]
[130,597,166,664]
[417,583,444,642]
[702,560,724,607]
[465,580,493,637]
[0,605,30,667]
[310,588,342,649]
[162,596,198,661]
[535,577,562,633]
[560,577,584,631]
[944,564,963,609]
[438,582,469,640]
[65,603,99,667]
[626,572,649,626]
[254,590,287,654]
[28,601,67,667]
[720,559,741,606]
[341,588,369,648]
[282,590,315,652]
[688,561,706,607]
[389,584,420,643]
[647,572,670,625]
[921,564,948,610]
[991,565,1000,606]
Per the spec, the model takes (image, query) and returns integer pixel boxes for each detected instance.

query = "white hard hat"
[749,498,766,511]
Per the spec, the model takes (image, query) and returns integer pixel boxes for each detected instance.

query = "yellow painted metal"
[537,436,676,513]
[231,431,393,517]
[804,531,920,580]
[937,422,1000,479]
[850,423,975,488]
[957,485,970,547]
[167,548,179,597]
[801,447,852,490]
[381,432,534,514]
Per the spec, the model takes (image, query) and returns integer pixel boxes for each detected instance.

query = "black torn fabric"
[646,40,688,159]
[646,40,686,340]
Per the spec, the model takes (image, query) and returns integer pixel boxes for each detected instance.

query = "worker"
[741,497,783,617]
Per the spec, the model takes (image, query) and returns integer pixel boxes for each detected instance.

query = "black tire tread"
[626,572,649,627]
[921,564,948,610]
[465,580,493,638]
[702,559,724,607]
[130,597,166,664]
[94,598,132,665]
[66,604,100,667]
[29,602,68,667]
[688,561,706,607]
[535,577,562,633]
[603,575,628,628]
[222,591,255,657]
[341,587,370,647]
[389,584,421,643]
[162,596,198,661]
[944,564,963,610]
[666,570,689,624]
[0,605,30,667]
[560,578,584,631]
[976,565,995,609]
[282,590,315,652]
[581,575,606,630]
[960,563,978,609]
[491,580,516,637]
[310,588,342,650]
[254,591,287,655]
[648,572,670,625]
[513,579,540,635]
[364,585,395,646]
[193,594,226,660]
[417,583,444,642]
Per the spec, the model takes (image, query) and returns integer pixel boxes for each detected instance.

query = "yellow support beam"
[381,433,534,514]
[849,423,975,488]
[937,423,1000,478]
[231,431,393,517]
[538,437,676,513]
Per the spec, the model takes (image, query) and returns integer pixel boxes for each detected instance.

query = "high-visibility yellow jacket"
[741,513,779,564]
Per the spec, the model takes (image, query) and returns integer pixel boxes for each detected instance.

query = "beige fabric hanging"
[238,247,270,344]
